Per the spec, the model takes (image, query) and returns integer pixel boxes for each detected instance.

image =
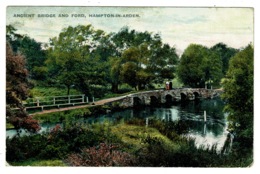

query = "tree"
[6,25,47,81]
[147,34,179,84]
[46,25,108,96]
[6,25,23,53]
[203,50,223,88]
[6,43,40,132]
[110,27,178,91]
[108,27,154,92]
[18,36,47,80]
[221,44,253,146]
[211,43,238,75]
[177,44,222,88]
[120,44,153,90]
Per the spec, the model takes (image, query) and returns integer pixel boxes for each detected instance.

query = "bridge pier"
[116,88,221,108]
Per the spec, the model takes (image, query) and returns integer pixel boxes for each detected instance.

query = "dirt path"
[29,95,126,116]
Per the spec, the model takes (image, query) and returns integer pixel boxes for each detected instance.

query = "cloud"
[6,7,253,54]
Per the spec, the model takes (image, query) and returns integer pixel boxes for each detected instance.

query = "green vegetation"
[222,44,253,150]
[6,123,15,129]
[177,44,223,88]
[33,105,109,124]
[6,119,252,167]
[10,159,66,166]
[28,86,81,98]
[6,22,253,167]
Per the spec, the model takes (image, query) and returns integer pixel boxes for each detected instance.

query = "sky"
[6,6,254,55]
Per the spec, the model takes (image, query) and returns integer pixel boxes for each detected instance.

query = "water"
[6,98,229,151]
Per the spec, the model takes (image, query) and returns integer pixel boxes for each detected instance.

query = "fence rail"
[16,94,93,112]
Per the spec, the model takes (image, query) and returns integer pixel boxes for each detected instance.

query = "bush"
[137,135,221,167]
[65,143,137,166]
[6,134,47,162]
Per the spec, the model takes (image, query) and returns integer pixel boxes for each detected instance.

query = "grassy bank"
[10,159,66,166]
[6,118,253,167]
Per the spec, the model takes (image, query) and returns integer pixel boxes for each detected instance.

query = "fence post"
[92,97,95,103]
[37,99,40,107]
[82,94,85,103]
[68,95,71,104]
[204,110,207,122]
[53,97,56,105]
[86,96,89,103]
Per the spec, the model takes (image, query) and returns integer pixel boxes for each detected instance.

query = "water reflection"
[6,98,228,151]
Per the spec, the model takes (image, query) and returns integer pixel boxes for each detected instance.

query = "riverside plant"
[65,143,137,166]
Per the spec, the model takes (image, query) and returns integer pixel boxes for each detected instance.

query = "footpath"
[29,95,126,116]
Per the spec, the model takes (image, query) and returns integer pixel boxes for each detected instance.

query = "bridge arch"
[180,93,187,101]
[133,97,142,107]
[150,96,159,106]
[193,92,200,100]
[165,94,174,104]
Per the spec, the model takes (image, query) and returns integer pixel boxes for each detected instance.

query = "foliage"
[6,25,47,81]
[10,159,66,166]
[177,44,223,88]
[109,27,178,91]
[7,119,253,167]
[6,134,47,162]
[28,86,81,98]
[221,44,253,146]
[65,143,137,166]
[46,25,108,95]
[211,42,238,75]
[6,23,253,167]
[6,43,40,132]
[6,122,120,162]
[6,25,23,53]
[147,35,179,84]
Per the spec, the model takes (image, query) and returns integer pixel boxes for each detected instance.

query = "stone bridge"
[108,88,222,108]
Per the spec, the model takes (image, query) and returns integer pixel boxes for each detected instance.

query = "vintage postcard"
[5,5,254,169]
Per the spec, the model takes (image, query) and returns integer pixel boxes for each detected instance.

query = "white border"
[1,1,259,174]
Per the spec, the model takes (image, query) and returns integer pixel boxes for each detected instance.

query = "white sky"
[6,6,253,55]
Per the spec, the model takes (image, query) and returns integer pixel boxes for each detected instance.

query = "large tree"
[211,43,238,75]
[108,27,154,92]
[120,44,152,90]
[222,44,253,146]
[6,25,47,81]
[177,44,222,88]
[46,25,107,95]
[147,34,179,84]
[6,43,40,132]
[109,27,178,91]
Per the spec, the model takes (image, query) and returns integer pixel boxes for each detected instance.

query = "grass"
[6,123,14,129]
[110,123,180,153]
[29,86,81,98]
[6,120,253,167]
[10,159,66,166]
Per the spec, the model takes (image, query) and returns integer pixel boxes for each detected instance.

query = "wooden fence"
[21,94,93,112]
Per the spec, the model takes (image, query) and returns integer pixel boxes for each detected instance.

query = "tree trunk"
[111,83,119,93]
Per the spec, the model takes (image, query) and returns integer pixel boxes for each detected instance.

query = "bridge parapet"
[115,88,222,108]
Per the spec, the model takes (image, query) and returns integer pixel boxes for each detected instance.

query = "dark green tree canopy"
[6,25,47,81]
[221,44,253,146]
[46,25,108,95]
[109,27,179,90]
[211,42,238,75]
[177,44,222,88]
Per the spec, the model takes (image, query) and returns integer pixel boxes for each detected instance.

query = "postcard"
[4,5,254,170]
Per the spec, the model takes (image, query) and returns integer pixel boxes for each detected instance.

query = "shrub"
[6,134,47,161]
[65,143,137,166]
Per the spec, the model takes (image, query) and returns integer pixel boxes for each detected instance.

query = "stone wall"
[107,88,222,108]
